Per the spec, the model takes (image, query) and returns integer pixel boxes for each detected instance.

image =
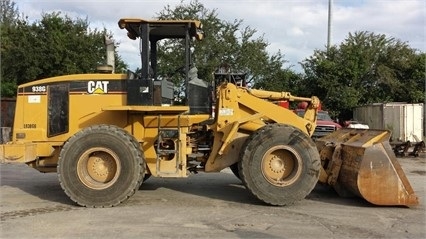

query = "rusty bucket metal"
[316,129,419,206]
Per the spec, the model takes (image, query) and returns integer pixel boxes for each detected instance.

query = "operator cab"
[118,18,208,113]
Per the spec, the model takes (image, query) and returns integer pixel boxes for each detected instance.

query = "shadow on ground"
[1,163,376,208]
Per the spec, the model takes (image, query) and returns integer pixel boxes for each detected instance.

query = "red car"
[294,109,342,139]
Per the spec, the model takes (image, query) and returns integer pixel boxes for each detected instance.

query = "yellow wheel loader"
[0,18,418,207]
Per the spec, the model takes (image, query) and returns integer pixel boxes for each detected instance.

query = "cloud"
[15,0,425,72]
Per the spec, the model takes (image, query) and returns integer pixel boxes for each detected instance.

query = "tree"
[300,31,425,120]
[0,0,24,96]
[154,0,298,93]
[1,0,19,25]
[1,8,127,97]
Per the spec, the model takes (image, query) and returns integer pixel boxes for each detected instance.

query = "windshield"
[317,111,333,121]
[296,110,333,121]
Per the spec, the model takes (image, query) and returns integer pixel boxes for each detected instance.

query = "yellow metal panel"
[13,129,47,142]
[16,95,48,140]
[14,74,129,144]
[156,157,179,174]
[103,105,189,113]
[142,128,159,175]
[35,143,55,157]
[0,143,37,163]
[18,74,127,88]
[237,88,315,136]
[12,96,24,135]
[142,125,190,177]
[143,114,210,128]
[126,115,145,142]
[46,92,128,142]
[205,132,248,172]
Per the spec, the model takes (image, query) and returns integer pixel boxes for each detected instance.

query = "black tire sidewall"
[239,124,320,205]
[58,125,144,207]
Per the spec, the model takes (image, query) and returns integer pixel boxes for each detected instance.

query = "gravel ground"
[0,155,425,239]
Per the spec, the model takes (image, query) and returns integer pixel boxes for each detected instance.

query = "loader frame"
[0,18,419,208]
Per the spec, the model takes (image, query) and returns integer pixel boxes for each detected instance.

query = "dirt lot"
[1,155,425,239]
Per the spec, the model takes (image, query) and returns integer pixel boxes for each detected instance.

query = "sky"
[15,0,426,72]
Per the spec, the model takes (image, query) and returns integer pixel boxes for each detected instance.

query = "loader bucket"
[316,129,419,206]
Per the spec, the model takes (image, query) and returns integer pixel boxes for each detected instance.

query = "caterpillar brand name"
[88,81,109,94]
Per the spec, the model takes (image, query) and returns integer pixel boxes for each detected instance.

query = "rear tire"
[239,124,320,206]
[58,125,145,207]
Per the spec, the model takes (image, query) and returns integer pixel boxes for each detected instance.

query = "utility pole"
[327,0,333,52]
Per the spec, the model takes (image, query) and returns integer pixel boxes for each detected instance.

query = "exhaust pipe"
[96,36,115,74]
[104,35,115,73]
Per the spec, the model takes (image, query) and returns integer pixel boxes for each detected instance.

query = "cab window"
[48,84,69,137]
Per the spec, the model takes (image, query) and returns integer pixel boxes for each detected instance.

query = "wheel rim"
[261,145,303,187]
[77,147,121,190]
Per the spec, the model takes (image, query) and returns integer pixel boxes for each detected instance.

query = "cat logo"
[88,81,109,94]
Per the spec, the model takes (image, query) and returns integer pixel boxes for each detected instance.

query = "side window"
[48,84,69,137]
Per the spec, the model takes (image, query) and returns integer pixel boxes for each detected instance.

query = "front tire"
[58,125,145,207]
[239,124,320,206]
